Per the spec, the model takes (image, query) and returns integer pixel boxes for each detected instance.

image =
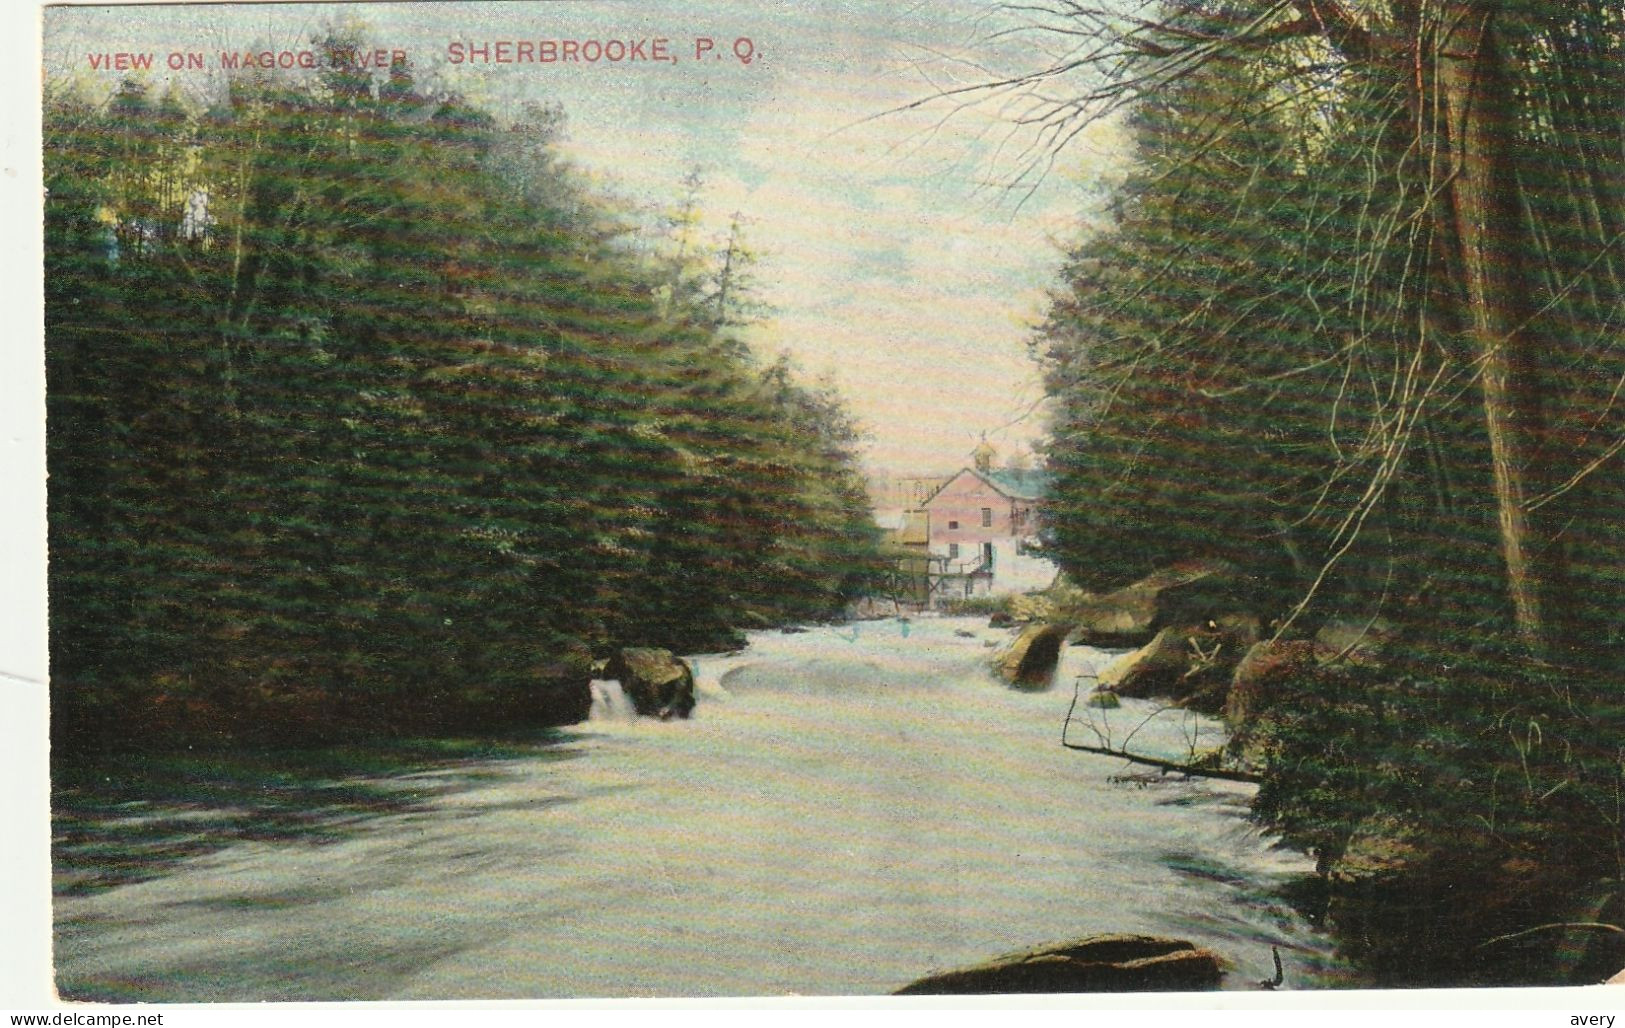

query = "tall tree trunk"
[1436,2,1568,656]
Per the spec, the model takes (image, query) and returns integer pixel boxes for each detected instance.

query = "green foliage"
[45,42,881,751]
[1240,645,1625,984]
[1027,0,1625,974]
[1037,23,1442,608]
[1248,655,1625,886]
[1034,1,1625,640]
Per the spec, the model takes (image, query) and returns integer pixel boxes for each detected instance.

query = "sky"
[42,0,1132,474]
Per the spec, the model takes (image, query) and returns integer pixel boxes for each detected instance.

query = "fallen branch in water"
[1474,921,1624,949]
[1059,739,1264,783]
[1061,674,1263,783]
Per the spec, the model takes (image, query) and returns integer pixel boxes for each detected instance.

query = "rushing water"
[53,617,1356,1000]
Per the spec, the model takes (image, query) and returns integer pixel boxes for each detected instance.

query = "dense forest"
[44,36,882,752]
[1021,0,1625,984]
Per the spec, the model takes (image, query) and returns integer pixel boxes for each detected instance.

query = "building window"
[948,520,959,530]
[982,542,994,567]
[981,507,993,527]
[948,543,960,559]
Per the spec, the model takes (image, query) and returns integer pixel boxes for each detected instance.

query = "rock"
[523,646,595,726]
[1071,590,1158,647]
[780,625,808,634]
[1330,815,1435,887]
[530,675,593,726]
[994,622,1073,689]
[1314,817,1451,983]
[1223,623,1397,757]
[1085,688,1121,709]
[894,934,1223,994]
[1318,817,1551,986]
[1313,617,1398,667]
[738,609,774,629]
[1213,611,1263,643]
[988,611,1015,628]
[1007,593,1054,623]
[1098,614,1259,712]
[1071,559,1247,647]
[1098,629,1190,694]
[955,628,977,638]
[1224,638,1317,731]
[602,647,696,719]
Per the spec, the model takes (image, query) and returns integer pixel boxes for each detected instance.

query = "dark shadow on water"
[1155,849,1365,990]
[53,730,584,897]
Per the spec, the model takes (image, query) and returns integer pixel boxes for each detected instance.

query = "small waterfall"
[1054,638,1115,691]
[588,678,632,722]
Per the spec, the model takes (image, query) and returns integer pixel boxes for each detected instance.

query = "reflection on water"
[52,736,585,896]
[54,617,1358,1000]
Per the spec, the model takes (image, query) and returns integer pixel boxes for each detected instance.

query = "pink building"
[918,465,1054,600]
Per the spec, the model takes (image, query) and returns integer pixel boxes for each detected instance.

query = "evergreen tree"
[45,40,882,751]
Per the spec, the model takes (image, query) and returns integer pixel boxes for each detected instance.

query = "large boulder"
[1071,559,1248,647]
[894,934,1223,994]
[1097,628,1191,694]
[1097,614,1260,712]
[994,622,1073,689]
[529,675,594,726]
[1223,621,1400,755]
[480,646,591,727]
[602,647,696,719]
[1224,638,1317,731]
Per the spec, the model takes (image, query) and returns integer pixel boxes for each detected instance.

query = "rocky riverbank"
[986,565,1625,988]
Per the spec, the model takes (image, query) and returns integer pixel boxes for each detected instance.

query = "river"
[53,616,1356,1000]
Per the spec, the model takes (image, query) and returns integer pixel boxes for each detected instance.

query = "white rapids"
[53,616,1353,1000]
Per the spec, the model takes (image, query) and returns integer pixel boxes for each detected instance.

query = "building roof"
[920,466,1051,507]
[982,467,1051,501]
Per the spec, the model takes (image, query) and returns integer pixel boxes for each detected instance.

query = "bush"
[1242,643,1625,983]
[938,595,1016,617]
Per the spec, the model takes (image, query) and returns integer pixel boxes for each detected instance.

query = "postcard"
[14,0,1625,1014]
